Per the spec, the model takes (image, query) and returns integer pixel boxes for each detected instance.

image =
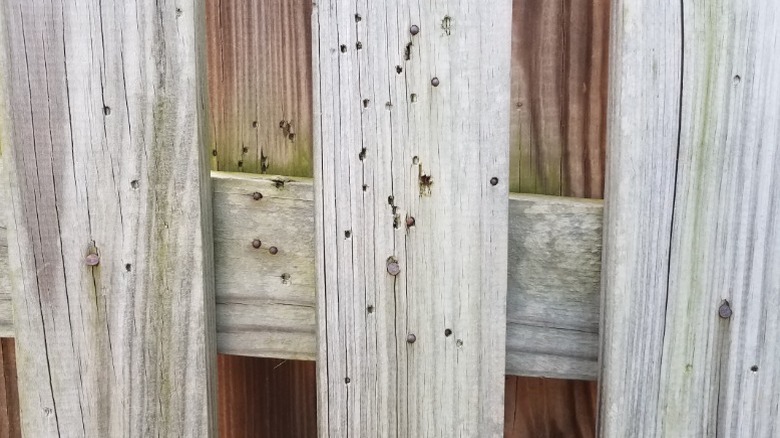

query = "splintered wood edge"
[0,171,602,379]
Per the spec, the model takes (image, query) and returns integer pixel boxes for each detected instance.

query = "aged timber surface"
[0,172,602,378]
[0,1,216,435]
[204,0,609,435]
[600,0,780,436]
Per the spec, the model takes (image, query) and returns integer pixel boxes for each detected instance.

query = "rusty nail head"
[490,177,499,186]
[406,216,415,227]
[85,254,100,266]
[386,259,400,276]
[410,25,420,35]
[252,239,262,249]
[252,192,263,200]
[431,77,440,87]
[269,246,279,255]
[718,300,732,319]
[407,333,416,344]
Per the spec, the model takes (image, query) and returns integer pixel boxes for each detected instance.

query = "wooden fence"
[0,0,777,436]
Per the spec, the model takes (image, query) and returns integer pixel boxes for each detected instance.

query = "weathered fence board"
[0,1,216,435]
[312,1,512,434]
[600,0,780,435]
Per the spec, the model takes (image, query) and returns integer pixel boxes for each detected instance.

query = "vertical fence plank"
[0,1,216,435]
[600,0,780,435]
[313,1,512,435]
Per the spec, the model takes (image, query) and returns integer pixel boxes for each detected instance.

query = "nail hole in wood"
[252,120,258,128]
[354,14,361,22]
[367,305,375,313]
[362,184,368,191]
[103,106,111,116]
[441,16,452,35]
[344,230,352,239]
[396,65,403,74]
[456,339,463,347]
[356,41,362,50]
[131,180,139,189]
[237,160,243,167]
[340,44,347,53]
[125,263,132,272]
[281,273,291,283]
[444,328,452,337]
[212,149,218,156]
[404,42,412,60]
[252,192,263,201]
[363,99,370,108]
[412,156,419,164]
[410,93,417,102]
[359,148,366,160]
[751,365,759,372]
[733,75,741,85]
[345,377,351,384]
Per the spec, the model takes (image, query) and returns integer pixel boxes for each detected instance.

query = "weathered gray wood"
[0,1,216,436]
[2,172,604,378]
[507,194,601,380]
[212,173,317,360]
[313,1,512,433]
[600,0,780,435]
[0,85,12,338]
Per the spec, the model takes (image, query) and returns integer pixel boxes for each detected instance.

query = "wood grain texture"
[509,0,610,198]
[218,356,316,438]
[313,2,512,434]
[2,172,601,376]
[0,339,20,438]
[507,0,609,433]
[212,173,316,360]
[600,0,780,435]
[507,195,601,380]
[0,150,14,337]
[206,0,313,176]
[1,1,216,435]
[504,376,596,438]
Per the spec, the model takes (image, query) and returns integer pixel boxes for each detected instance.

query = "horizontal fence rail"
[0,171,602,380]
